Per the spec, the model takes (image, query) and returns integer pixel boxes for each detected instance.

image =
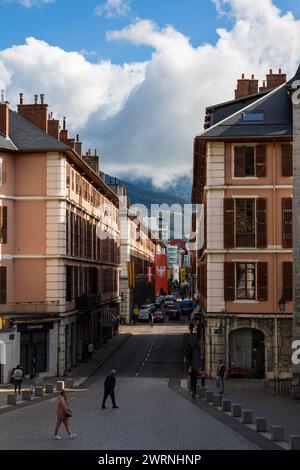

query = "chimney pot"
[76,134,79,142]
[40,94,44,105]
[0,89,5,103]
[279,68,282,74]
[251,74,254,79]
[63,117,66,130]
[94,149,97,156]
[19,93,23,105]
[34,95,38,105]
[242,73,245,79]
[269,69,273,75]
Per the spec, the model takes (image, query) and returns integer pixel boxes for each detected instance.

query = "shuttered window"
[236,199,255,247]
[281,144,293,177]
[224,199,235,248]
[256,145,267,177]
[0,206,7,244]
[234,145,266,178]
[236,263,256,300]
[66,164,70,188]
[0,266,6,304]
[257,262,268,301]
[224,262,235,301]
[66,266,73,301]
[0,160,7,186]
[282,261,293,302]
[282,198,292,248]
[256,198,267,248]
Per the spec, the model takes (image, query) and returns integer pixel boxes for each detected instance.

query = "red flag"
[146,266,153,284]
[154,254,168,296]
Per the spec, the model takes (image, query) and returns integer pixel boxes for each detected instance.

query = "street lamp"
[278,296,286,314]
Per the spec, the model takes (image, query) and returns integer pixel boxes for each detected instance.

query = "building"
[167,244,180,268]
[0,93,120,382]
[192,69,295,380]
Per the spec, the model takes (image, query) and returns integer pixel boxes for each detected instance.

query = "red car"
[153,310,165,323]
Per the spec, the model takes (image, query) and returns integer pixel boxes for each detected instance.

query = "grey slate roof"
[0,133,17,151]
[0,110,68,152]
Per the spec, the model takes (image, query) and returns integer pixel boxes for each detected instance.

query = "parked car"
[154,296,164,308]
[153,310,165,323]
[138,304,154,322]
[180,299,193,315]
[166,307,180,321]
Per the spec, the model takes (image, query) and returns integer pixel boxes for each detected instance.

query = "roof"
[7,110,68,152]
[197,83,292,140]
[0,133,17,151]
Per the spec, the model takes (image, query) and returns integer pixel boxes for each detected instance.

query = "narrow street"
[0,324,276,450]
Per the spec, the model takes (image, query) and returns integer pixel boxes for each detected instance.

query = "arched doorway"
[229,328,265,379]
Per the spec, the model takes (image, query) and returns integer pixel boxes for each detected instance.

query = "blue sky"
[1,0,299,64]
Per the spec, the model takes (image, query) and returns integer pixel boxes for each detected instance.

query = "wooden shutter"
[0,160,7,185]
[256,145,267,177]
[224,198,235,248]
[282,198,292,248]
[0,206,7,244]
[0,266,7,304]
[256,198,267,248]
[282,261,293,302]
[234,147,245,177]
[281,144,293,177]
[257,262,268,301]
[224,262,235,301]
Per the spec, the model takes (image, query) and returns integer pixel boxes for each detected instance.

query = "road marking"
[135,335,158,377]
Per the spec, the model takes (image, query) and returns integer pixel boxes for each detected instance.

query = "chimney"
[83,149,100,174]
[235,73,259,99]
[18,93,48,133]
[59,117,68,142]
[265,68,286,90]
[74,134,82,156]
[47,113,60,140]
[0,90,9,138]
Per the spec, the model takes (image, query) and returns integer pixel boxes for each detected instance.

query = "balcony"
[76,295,100,311]
[0,301,60,315]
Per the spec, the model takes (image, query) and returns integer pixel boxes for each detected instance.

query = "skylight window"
[242,112,264,122]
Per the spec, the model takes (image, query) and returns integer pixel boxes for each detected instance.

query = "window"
[242,112,264,121]
[234,145,266,178]
[66,266,73,302]
[236,263,256,300]
[282,198,292,248]
[0,266,6,304]
[66,165,70,188]
[236,199,255,247]
[0,206,7,244]
[281,144,292,177]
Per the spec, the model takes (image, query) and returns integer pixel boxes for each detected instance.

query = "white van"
[138,304,153,322]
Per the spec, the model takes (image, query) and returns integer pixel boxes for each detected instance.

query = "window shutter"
[257,262,268,301]
[224,198,235,249]
[0,206,7,244]
[282,261,293,302]
[281,144,293,177]
[256,198,267,248]
[234,147,245,177]
[256,145,267,177]
[224,262,235,301]
[0,266,7,304]
[282,198,292,248]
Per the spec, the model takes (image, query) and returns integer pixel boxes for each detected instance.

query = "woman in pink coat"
[54,390,76,440]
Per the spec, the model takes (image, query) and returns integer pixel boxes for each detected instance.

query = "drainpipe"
[272,138,279,380]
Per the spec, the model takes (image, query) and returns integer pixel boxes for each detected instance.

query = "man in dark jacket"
[102,370,118,409]
[217,360,226,394]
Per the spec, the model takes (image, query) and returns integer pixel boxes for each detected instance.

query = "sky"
[1,0,300,186]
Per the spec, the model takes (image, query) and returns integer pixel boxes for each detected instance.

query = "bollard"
[271,426,284,442]
[198,388,206,399]
[232,404,242,417]
[21,390,32,401]
[65,378,74,389]
[213,394,221,407]
[34,378,44,386]
[242,410,253,424]
[289,435,300,450]
[206,391,213,402]
[222,400,231,412]
[256,417,267,433]
[45,383,54,394]
[7,394,17,405]
[56,381,64,391]
[35,386,44,397]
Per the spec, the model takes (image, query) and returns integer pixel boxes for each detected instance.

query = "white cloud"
[4,0,54,7]
[1,0,300,187]
[95,0,130,18]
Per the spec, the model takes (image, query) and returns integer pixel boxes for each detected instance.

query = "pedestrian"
[54,390,76,440]
[102,370,118,409]
[199,368,208,387]
[217,360,226,394]
[28,374,35,394]
[150,312,154,327]
[13,365,23,394]
[87,341,94,359]
[189,368,198,398]
[133,305,139,324]
[189,320,195,334]
[196,321,201,340]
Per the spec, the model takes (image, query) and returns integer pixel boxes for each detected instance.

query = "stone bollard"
[256,417,267,433]
[213,394,222,407]
[35,386,44,397]
[7,394,17,405]
[271,426,284,442]
[45,383,54,394]
[206,391,213,402]
[22,390,32,401]
[263,380,270,388]
[198,388,207,399]
[222,400,231,412]
[289,435,300,450]
[65,378,74,389]
[242,410,253,424]
[34,377,44,387]
[56,381,64,391]
[231,404,242,417]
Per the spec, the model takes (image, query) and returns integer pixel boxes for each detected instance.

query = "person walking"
[54,390,76,440]
[13,365,23,394]
[133,305,139,324]
[189,320,195,335]
[189,368,198,398]
[102,370,118,409]
[87,341,94,360]
[199,368,208,387]
[150,312,154,327]
[28,374,35,394]
[217,360,226,394]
